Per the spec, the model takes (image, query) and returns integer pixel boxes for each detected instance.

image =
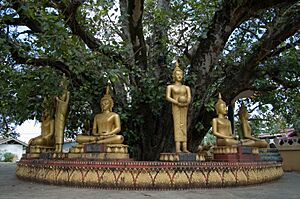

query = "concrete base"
[213,146,259,162]
[16,158,283,189]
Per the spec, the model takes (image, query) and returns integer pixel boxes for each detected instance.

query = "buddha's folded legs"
[255,140,268,148]
[217,138,239,146]
[97,135,124,144]
[241,139,256,147]
[76,135,97,144]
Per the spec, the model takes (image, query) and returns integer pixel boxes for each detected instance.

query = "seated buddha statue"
[28,110,55,148]
[212,93,239,146]
[238,104,268,148]
[76,87,124,144]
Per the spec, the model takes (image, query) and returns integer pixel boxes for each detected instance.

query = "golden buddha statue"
[238,104,268,148]
[166,60,191,153]
[54,76,70,153]
[212,93,239,146]
[28,110,55,148]
[76,87,124,144]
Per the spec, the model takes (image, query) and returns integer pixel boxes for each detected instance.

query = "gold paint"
[69,169,83,184]
[247,169,257,184]
[213,146,238,154]
[76,87,124,145]
[101,170,116,186]
[28,76,70,154]
[84,170,98,185]
[55,75,70,153]
[252,148,259,154]
[47,167,58,183]
[222,170,236,186]
[155,170,171,186]
[16,161,284,189]
[239,104,268,148]
[106,144,128,153]
[28,110,55,149]
[57,170,70,183]
[237,170,248,185]
[136,170,153,187]
[208,170,222,186]
[159,153,186,162]
[212,93,239,146]
[166,61,191,153]
[70,86,129,160]
[191,171,206,186]
[173,170,189,185]
[67,152,129,160]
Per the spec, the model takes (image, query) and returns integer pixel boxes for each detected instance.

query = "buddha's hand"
[177,102,188,107]
[101,132,109,136]
[101,132,113,137]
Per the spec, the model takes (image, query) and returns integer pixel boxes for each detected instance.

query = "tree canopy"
[0,0,299,160]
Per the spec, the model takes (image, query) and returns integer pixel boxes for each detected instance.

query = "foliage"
[201,130,216,146]
[0,150,16,162]
[3,152,16,162]
[0,0,299,160]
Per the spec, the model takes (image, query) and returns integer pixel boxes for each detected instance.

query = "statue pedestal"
[159,153,205,162]
[68,143,129,160]
[259,148,282,162]
[213,146,259,162]
[25,146,55,158]
[28,146,55,153]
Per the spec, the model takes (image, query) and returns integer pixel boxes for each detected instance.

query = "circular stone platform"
[16,159,283,189]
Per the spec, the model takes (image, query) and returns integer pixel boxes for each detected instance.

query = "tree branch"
[8,0,44,33]
[56,0,101,51]
[127,0,148,68]
[268,38,300,58]
[265,71,300,89]
[187,0,299,145]
[0,18,26,26]
[2,30,82,86]
[222,2,300,102]
[54,0,123,61]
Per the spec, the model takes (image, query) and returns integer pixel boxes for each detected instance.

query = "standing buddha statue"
[54,75,70,153]
[166,60,191,153]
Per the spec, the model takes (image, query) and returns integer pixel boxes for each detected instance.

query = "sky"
[15,120,40,143]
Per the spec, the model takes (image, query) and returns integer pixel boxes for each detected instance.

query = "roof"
[0,137,28,146]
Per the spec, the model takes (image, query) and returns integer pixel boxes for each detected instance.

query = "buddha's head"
[172,60,183,82]
[100,86,114,112]
[215,93,227,115]
[238,103,248,120]
[60,73,69,90]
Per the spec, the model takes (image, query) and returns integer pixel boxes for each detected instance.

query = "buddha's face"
[218,103,227,115]
[174,70,183,82]
[101,99,111,112]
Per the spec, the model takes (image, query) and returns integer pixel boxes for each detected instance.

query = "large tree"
[0,0,299,160]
